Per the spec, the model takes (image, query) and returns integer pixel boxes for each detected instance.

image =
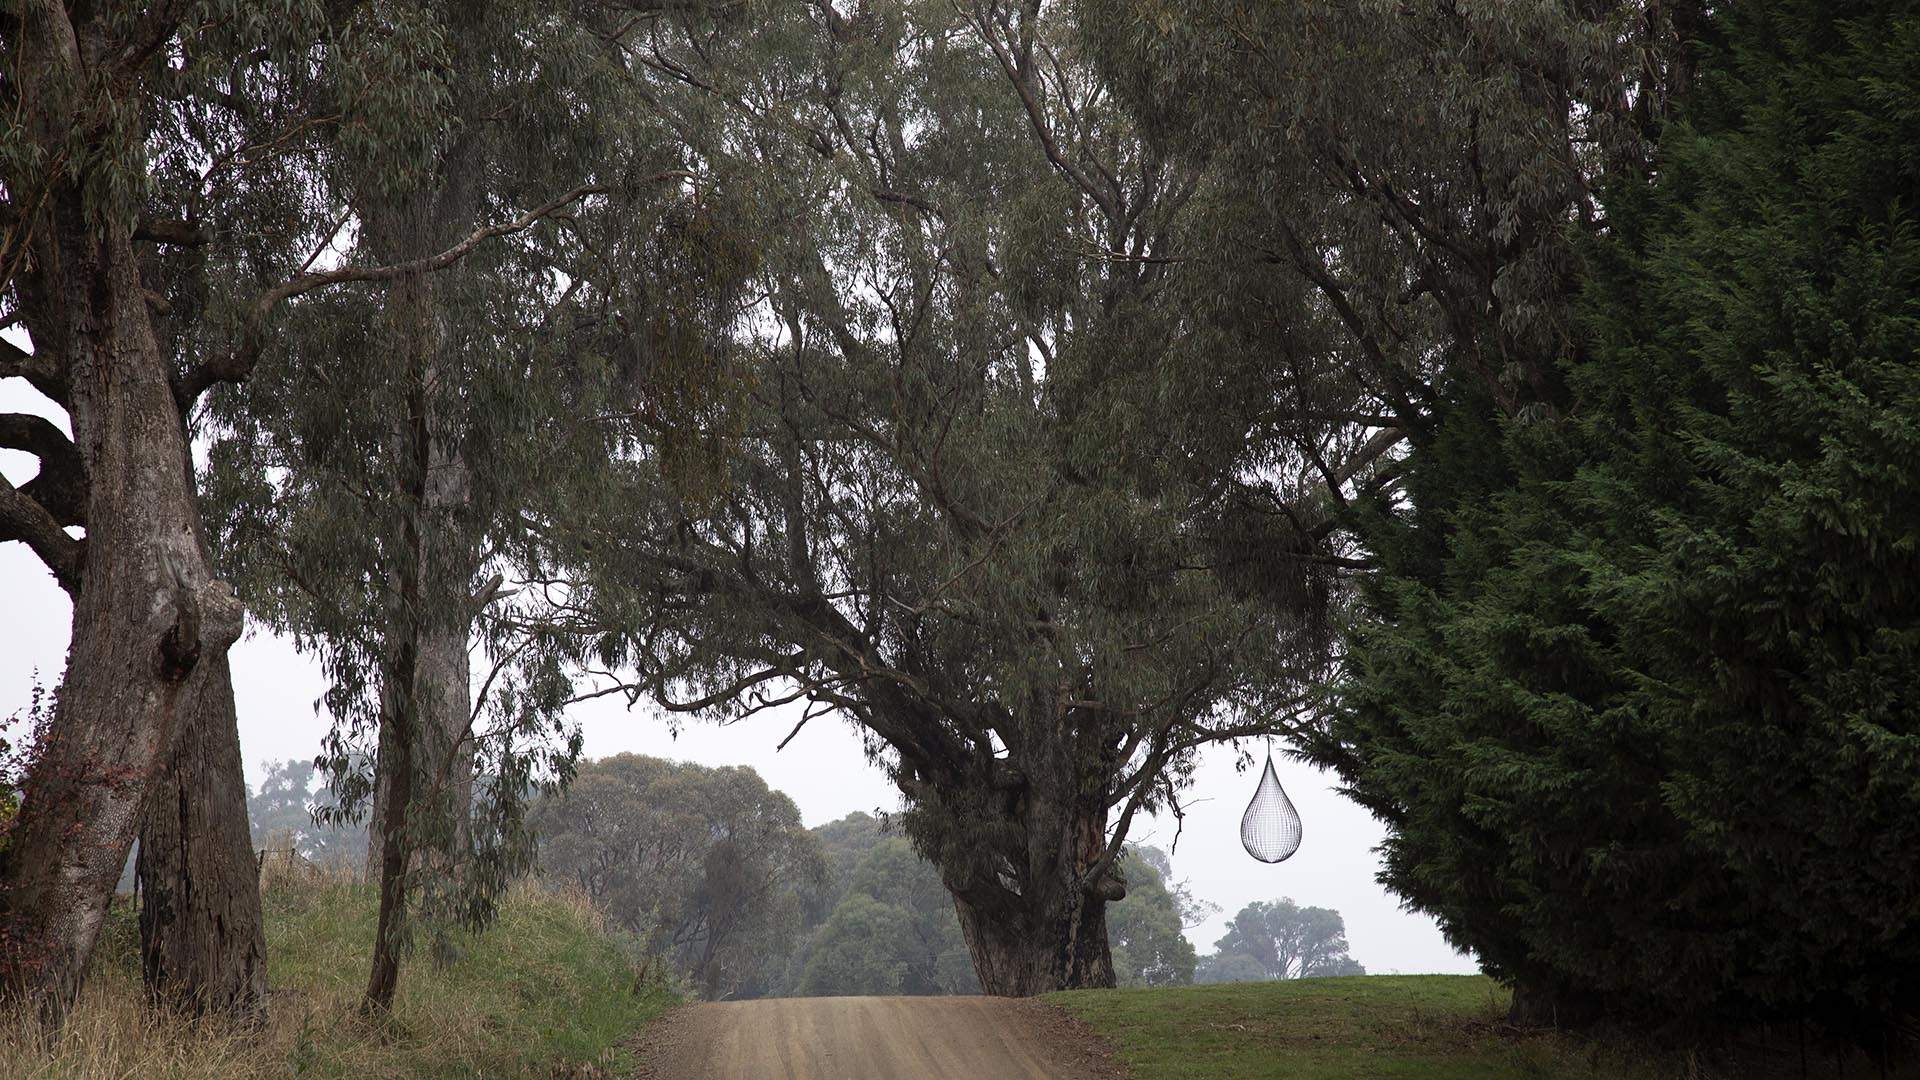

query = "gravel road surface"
[627,994,1124,1079]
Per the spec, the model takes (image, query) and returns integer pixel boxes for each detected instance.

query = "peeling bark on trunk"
[365,705,394,885]
[136,651,269,1022]
[367,614,473,882]
[0,215,244,1020]
[416,608,474,858]
[362,601,469,1014]
[365,567,474,879]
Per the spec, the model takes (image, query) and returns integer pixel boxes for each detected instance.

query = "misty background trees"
[1199,900,1364,984]
[241,750,1365,998]
[526,756,1236,998]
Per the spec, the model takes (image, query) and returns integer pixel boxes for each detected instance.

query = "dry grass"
[0,872,673,1079]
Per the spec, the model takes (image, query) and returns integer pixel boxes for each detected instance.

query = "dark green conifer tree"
[1317,0,1920,1044]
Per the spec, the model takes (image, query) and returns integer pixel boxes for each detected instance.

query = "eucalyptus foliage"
[552,0,1337,993]
[196,0,711,1006]
[1077,0,1695,564]
[1106,847,1198,988]
[793,837,980,998]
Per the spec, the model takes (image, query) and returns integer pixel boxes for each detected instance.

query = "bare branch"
[0,472,81,592]
[0,412,84,526]
[0,332,66,406]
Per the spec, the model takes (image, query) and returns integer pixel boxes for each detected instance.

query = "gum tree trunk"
[136,651,269,1021]
[0,7,264,1025]
[414,600,474,858]
[952,884,1116,996]
[937,787,1123,996]
[360,210,477,1008]
[363,646,417,1014]
[362,420,474,1015]
[0,217,244,1021]
[364,622,473,883]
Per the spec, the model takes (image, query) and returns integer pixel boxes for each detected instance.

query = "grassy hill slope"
[1,875,672,1079]
[1051,975,1683,1080]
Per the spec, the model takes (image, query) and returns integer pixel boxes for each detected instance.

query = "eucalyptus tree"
[795,838,980,997]
[197,0,700,1013]
[1207,899,1363,982]
[558,0,1345,995]
[1074,0,1700,566]
[1106,847,1198,988]
[0,2,609,1020]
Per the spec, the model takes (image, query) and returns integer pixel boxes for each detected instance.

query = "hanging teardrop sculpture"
[1240,755,1303,863]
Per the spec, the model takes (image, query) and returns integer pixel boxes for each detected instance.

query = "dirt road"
[627,995,1123,1079]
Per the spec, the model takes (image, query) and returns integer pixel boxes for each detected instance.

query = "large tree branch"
[175,183,614,406]
[133,217,209,247]
[0,412,84,526]
[970,2,1120,222]
[1330,426,1408,491]
[0,332,66,406]
[0,472,81,592]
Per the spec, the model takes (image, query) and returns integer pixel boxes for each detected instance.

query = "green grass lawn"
[1051,976,1683,1080]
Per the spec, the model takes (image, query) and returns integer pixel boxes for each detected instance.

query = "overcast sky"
[0,374,1475,976]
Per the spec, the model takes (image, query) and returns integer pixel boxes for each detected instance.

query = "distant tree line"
[231,761,1379,993]
[529,757,1273,998]
[242,751,1375,998]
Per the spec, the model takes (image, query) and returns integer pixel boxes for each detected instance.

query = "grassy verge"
[1,875,673,1079]
[1050,975,1688,1080]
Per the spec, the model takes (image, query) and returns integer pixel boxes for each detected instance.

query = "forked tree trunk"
[136,651,269,1021]
[936,791,1122,997]
[362,606,470,1015]
[0,218,244,1020]
[364,674,403,885]
[952,885,1116,996]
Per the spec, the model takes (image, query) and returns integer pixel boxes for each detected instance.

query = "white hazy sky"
[0,374,1475,976]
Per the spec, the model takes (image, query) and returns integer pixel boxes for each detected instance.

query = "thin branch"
[175,181,671,405]
[969,3,1120,221]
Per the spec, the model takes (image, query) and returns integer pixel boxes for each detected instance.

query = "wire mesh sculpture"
[1240,752,1303,863]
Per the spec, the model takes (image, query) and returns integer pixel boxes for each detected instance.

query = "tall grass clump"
[0,867,673,1079]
